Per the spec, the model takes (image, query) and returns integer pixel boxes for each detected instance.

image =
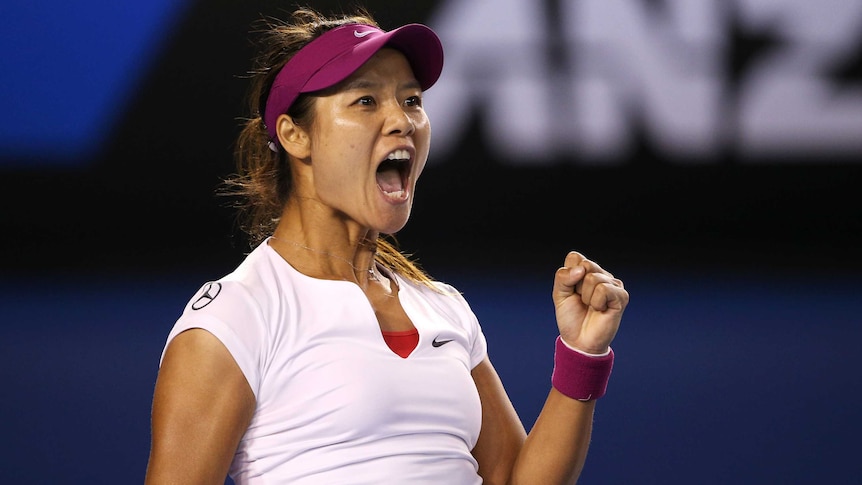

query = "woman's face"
[304,48,431,235]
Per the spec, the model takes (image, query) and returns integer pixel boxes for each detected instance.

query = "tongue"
[376,167,403,193]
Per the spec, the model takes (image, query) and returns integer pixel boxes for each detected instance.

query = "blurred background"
[1,0,860,483]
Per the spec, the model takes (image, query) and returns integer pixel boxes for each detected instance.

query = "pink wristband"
[551,336,614,401]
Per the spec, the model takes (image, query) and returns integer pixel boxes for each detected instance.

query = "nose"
[383,102,415,137]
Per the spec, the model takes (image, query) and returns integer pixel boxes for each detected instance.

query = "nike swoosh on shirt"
[432,337,454,347]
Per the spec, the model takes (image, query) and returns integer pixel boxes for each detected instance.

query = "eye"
[404,95,422,107]
[355,96,375,106]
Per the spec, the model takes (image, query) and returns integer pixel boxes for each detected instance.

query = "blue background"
[2,268,861,483]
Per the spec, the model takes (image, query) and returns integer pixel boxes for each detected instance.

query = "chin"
[378,214,411,235]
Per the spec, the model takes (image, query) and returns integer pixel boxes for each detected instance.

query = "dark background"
[2,1,860,483]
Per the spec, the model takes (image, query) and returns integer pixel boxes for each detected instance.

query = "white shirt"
[162,240,488,484]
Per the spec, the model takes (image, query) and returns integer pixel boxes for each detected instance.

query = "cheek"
[414,118,432,176]
[415,112,431,135]
[311,125,364,172]
[412,153,428,181]
[330,123,374,162]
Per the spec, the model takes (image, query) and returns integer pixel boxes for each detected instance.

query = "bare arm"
[145,328,256,485]
[471,359,596,485]
[472,251,628,485]
[511,389,597,484]
[470,358,526,485]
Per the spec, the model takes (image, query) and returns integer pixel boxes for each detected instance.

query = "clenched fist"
[552,251,629,355]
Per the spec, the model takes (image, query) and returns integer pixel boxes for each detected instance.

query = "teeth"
[386,149,411,161]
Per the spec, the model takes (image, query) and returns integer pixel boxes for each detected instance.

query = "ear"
[275,114,311,160]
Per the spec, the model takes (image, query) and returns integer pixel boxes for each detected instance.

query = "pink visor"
[263,23,444,140]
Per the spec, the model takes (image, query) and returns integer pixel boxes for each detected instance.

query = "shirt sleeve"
[160,279,267,398]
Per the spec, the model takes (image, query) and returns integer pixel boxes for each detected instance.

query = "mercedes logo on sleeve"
[191,282,222,310]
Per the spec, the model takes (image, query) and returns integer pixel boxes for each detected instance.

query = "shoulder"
[170,241,305,354]
[163,242,296,396]
[181,243,283,319]
[427,280,474,316]
[399,276,480,329]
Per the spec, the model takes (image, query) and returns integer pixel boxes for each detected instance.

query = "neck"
[269,235,380,283]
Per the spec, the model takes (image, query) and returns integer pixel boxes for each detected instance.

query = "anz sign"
[424,0,862,165]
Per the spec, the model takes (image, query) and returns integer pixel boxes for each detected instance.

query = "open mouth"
[376,149,412,199]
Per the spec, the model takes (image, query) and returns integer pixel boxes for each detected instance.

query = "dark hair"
[221,7,437,288]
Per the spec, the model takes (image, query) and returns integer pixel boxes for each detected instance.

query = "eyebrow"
[342,78,422,92]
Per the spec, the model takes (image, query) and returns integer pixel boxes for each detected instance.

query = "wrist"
[551,336,614,401]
